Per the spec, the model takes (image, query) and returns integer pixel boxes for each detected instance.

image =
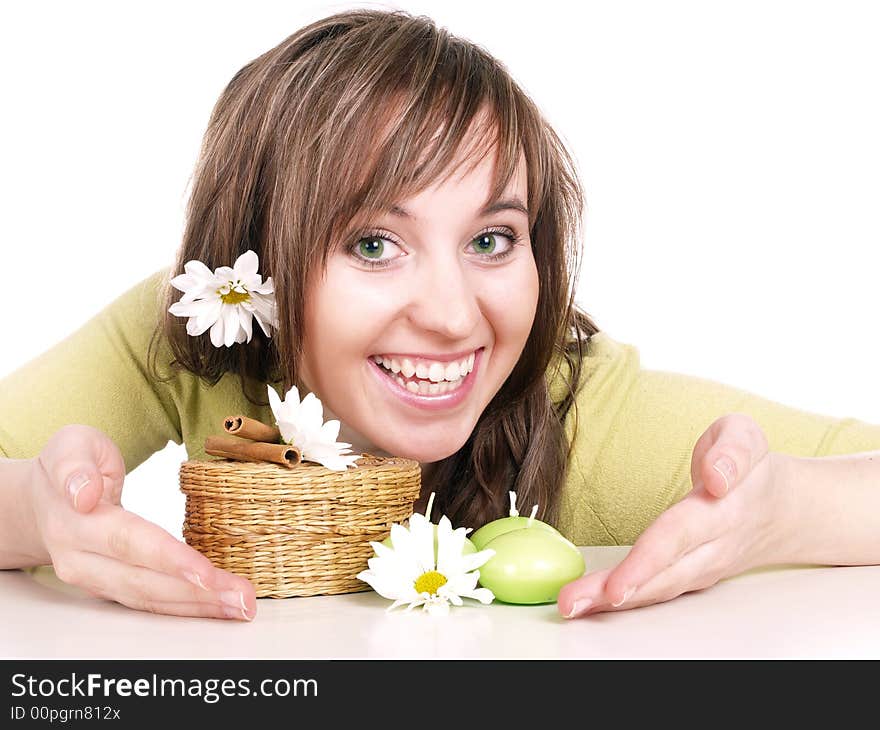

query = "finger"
[557,567,614,619]
[38,424,125,512]
[131,600,250,620]
[701,414,769,498]
[60,551,256,621]
[580,539,724,616]
[35,457,106,515]
[691,413,769,498]
[600,491,728,606]
[69,502,255,602]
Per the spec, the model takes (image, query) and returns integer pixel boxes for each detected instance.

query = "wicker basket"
[178,453,421,598]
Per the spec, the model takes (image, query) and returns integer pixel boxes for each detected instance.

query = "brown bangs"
[309,37,535,267]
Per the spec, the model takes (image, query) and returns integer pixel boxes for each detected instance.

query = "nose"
[406,252,481,341]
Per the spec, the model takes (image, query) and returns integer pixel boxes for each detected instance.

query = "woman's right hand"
[29,424,256,621]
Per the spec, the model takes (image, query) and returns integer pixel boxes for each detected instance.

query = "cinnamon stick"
[205,435,301,469]
[223,415,281,443]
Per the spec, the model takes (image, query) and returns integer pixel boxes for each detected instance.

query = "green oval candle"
[470,491,561,550]
[477,528,585,604]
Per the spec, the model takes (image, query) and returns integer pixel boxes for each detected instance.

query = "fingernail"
[565,597,593,619]
[712,456,735,494]
[220,590,247,612]
[612,586,635,607]
[222,605,253,621]
[219,591,253,621]
[66,473,90,509]
[183,571,209,591]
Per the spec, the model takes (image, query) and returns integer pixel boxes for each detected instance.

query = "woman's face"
[299,142,539,463]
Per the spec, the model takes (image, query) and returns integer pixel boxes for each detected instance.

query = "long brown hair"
[149,8,600,530]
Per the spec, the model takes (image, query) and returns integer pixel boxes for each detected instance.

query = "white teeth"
[427,362,445,382]
[385,367,465,396]
[373,350,478,382]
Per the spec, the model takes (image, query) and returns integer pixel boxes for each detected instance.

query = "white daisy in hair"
[267,384,361,471]
[356,493,497,616]
[168,249,278,347]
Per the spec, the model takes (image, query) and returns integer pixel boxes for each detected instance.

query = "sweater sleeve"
[552,332,880,546]
[0,268,183,473]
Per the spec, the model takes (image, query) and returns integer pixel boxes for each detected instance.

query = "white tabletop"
[3,546,878,659]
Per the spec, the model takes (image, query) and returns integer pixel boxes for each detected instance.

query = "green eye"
[471,233,497,254]
[358,237,385,259]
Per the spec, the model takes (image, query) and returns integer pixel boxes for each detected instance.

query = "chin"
[380,434,469,463]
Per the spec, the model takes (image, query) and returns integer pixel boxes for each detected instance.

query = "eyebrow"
[388,196,530,221]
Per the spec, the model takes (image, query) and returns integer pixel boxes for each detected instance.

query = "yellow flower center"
[218,286,251,305]
[414,570,447,596]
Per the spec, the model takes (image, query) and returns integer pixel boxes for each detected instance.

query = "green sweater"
[3,268,879,545]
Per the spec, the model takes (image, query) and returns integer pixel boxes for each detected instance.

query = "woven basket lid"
[179,453,421,502]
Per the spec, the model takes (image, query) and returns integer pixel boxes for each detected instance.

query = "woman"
[1,9,879,623]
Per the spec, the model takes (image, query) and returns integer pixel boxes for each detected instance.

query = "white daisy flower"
[356,494,496,615]
[267,384,361,471]
[168,250,278,348]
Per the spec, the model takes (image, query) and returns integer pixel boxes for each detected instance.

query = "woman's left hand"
[557,413,795,618]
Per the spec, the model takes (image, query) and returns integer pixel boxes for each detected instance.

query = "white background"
[1,0,878,538]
